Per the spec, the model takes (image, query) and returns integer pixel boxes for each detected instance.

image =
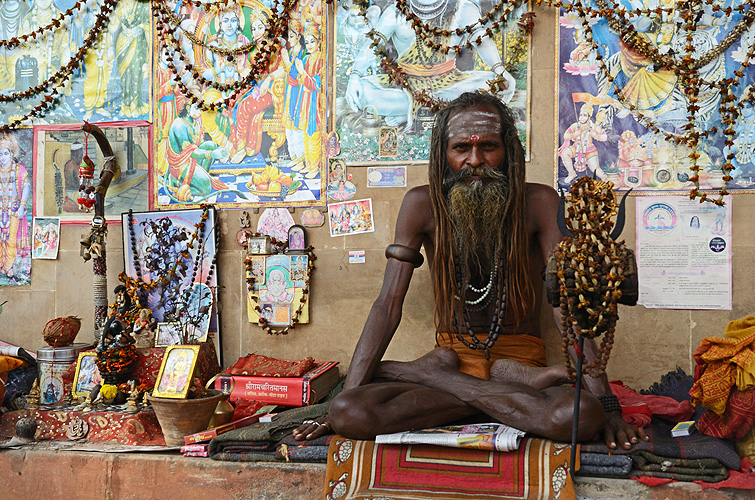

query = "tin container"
[37,343,93,404]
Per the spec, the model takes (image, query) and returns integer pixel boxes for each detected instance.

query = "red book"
[183,414,264,445]
[214,360,339,407]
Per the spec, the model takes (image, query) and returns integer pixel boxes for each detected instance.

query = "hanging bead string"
[452,269,506,361]
[555,178,629,379]
[153,0,297,111]
[244,235,316,335]
[0,0,119,131]
[0,0,98,49]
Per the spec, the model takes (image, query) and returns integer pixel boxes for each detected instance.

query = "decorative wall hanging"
[0,0,152,127]
[256,206,296,241]
[31,216,60,259]
[121,207,221,361]
[367,166,408,188]
[0,128,33,286]
[33,122,151,223]
[332,0,533,164]
[153,0,328,209]
[328,198,375,236]
[244,231,316,334]
[554,1,755,204]
[300,207,325,227]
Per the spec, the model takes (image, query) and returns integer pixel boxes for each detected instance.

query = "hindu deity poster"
[247,254,310,325]
[33,122,151,223]
[0,129,33,286]
[153,0,327,208]
[333,0,533,164]
[0,0,152,126]
[555,2,755,193]
[121,208,221,360]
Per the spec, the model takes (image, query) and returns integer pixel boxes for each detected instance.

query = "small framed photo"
[32,217,61,259]
[287,225,307,251]
[248,235,272,255]
[236,228,254,248]
[260,301,292,327]
[155,322,183,347]
[249,255,266,284]
[153,345,201,399]
[71,352,102,399]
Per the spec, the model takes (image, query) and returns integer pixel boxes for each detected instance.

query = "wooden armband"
[385,244,424,268]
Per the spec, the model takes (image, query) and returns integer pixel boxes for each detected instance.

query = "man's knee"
[329,390,382,440]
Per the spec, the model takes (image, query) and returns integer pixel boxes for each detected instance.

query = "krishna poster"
[153,0,327,208]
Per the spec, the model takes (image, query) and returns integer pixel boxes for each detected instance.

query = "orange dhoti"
[436,333,547,380]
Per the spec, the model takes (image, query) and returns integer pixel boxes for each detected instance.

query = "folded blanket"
[631,450,728,482]
[226,353,315,377]
[577,453,632,477]
[581,418,741,471]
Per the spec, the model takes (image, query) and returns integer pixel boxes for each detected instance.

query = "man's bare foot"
[373,347,460,384]
[490,359,571,390]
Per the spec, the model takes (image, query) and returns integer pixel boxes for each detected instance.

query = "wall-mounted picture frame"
[71,352,102,399]
[153,345,201,399]
[33,121,152,224]
[155,322,183,347]
[31,216,60,260]
[287,225,307,251]
[248,235,272,255]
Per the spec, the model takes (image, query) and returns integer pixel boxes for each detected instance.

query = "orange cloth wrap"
[436,333,547,380]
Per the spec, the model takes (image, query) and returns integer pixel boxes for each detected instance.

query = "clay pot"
[146,389,224,447]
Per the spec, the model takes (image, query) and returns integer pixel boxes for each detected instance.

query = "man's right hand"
[292,415,332,441]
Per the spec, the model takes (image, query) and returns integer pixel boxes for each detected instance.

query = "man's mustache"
[444,166,506,191]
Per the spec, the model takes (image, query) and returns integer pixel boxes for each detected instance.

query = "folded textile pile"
[209,379,342,462]
[226,353,315,377]
[579,453,632,477]
[630,450,728,483]
[275,434,333,462]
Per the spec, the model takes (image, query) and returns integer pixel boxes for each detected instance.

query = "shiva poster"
[121,208,221,360]
[153,0,327,208]
[555,2,755,193]
[247,253,310,325]
[0,129,33,286]
[333,0,533,164]
[33,122,151,223]
[0,0,152,126]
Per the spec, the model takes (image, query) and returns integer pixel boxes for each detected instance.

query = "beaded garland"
[554,177,630,379]
[244,233,316,335]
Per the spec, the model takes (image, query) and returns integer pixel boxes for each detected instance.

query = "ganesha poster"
[153,0,327,208]
[0,0,152,126]
[333,0,533,164]
[555,3,755,193]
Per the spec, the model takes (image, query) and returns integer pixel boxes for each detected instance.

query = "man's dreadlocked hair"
[428,92,532,335]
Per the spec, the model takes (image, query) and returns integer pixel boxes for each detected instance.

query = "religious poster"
[0,129,33,286]
[33,122,151,223]
[555,3,755,193]
[328,198,375,237]
[247,253,310,325]
[0,0,152,126]
[121,208,221,360]
[153,0,327,208]
[31,216,60,259]
[635,195,732,310]
[333,0,533,164]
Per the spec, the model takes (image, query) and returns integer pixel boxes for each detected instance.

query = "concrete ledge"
[1,446,753,500]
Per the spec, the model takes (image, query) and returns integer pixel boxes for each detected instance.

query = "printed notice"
[636,196,731,309]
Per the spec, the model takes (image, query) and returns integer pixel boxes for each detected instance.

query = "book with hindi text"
[214,360,339,407]
[375,423,526,452]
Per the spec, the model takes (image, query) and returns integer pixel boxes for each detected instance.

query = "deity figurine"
[132,308,157,348]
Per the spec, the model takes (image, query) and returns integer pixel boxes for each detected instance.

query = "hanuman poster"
[333,0,533,164]
[555,2,755,193]
[153,0,327,208]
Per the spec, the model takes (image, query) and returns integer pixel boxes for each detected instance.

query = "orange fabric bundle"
[436,333,547,380]
[690,316,755,416]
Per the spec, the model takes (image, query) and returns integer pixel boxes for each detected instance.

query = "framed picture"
[247,254,309,325]
[71,352,102,399]
[155,322,184,347]
[31,217,60,260]
[287,225,307,251]
[33,122,152,224]
[248,235,272,255]
[236,228,254,248]
[122,208,221,362]
[260,302,291,327]
[153,345,201,399]
[249,255,266,284]
[328,199,375,237]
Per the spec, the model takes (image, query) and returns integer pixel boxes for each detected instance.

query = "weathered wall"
[1,6,752,391]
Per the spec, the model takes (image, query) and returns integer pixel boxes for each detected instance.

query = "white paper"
[635,196,731,309]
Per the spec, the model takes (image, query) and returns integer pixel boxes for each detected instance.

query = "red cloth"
[697,387,755,440]
[231,399,269,420]
[610,381,695,425]
[227,353,315,377]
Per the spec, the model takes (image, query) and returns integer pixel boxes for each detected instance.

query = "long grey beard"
[445,167,510,278]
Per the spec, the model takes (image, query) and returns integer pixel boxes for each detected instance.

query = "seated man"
[294,92,647,450]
